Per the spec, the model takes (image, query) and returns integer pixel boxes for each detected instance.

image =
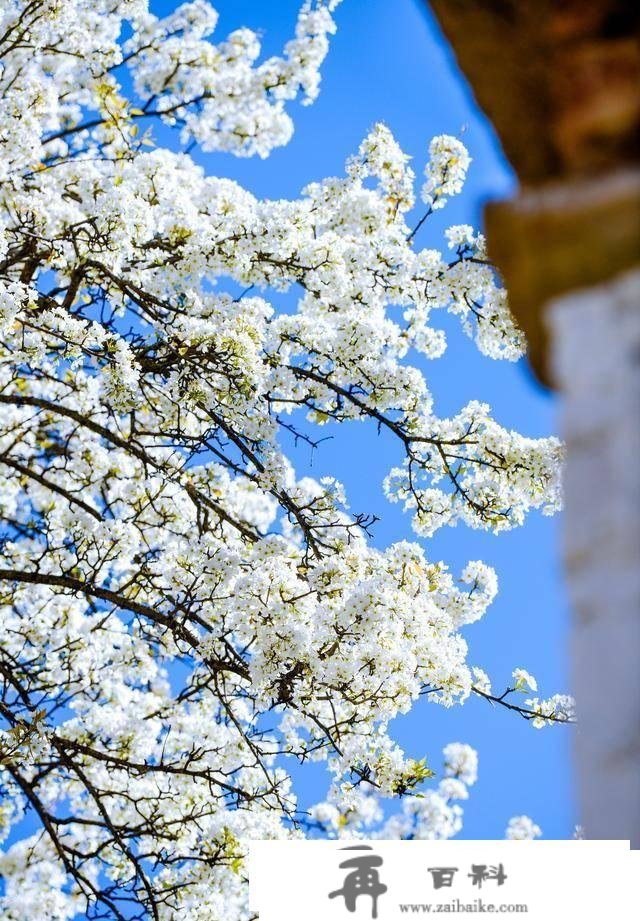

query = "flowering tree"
[0,1,574,918]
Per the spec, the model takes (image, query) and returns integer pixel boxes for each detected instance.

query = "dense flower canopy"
[0,2,573,919]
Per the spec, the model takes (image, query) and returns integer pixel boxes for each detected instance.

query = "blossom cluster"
[310,743,478,841]
[506,815,543,841]
[0,2,572,918]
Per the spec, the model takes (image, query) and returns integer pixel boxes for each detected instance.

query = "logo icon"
[328,845,387,919]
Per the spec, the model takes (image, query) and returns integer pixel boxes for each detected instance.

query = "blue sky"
[157,0,575,840]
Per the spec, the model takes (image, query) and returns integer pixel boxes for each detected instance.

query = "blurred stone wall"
[550,270,640,845]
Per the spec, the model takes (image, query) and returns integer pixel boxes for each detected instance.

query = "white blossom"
[506,815,543,840]
[525,694,577,729]
[421,135,471,210]
[513,668,538,693]
[0,2,572,917]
